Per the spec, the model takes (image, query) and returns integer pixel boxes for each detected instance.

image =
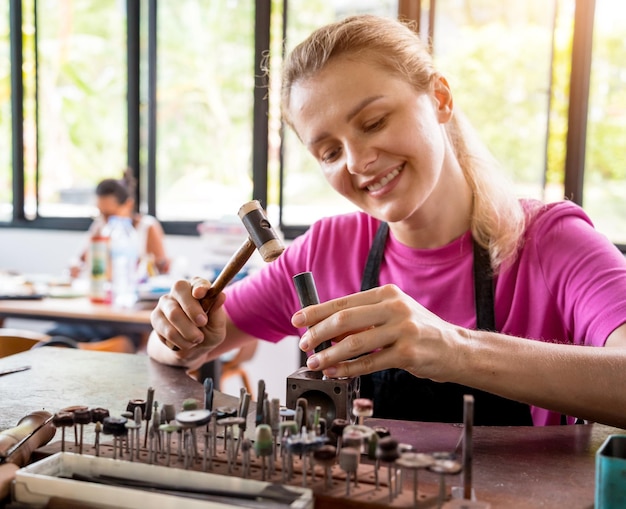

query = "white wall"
[0,228,208,277]
[0,228,86,275]
[0,228,300,404]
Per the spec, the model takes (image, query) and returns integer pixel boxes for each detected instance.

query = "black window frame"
[2,0,270,236]
[2,0,622,252]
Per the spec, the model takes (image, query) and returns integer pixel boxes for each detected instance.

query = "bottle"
[89,223,111,304]
[108,215,139,308]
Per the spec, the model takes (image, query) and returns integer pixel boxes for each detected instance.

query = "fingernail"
[292,311,305,327]
[307,355,319,370]
[324,366,337,377]
[299,334,309,351]
[195,314,207,326]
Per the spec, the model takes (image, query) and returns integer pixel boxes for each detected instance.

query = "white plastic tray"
[13,452,313,509]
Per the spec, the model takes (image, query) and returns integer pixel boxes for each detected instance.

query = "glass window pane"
[433,0,564,203]
[35,0,127,218]
[583,0,626,245]
[155,1,256,221]
[0,2,11,221]
[280,0,399,227]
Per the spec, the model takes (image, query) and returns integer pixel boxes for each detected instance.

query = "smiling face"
[288,55,472,247]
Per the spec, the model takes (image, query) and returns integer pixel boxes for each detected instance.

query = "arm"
[457,321,626,428]
[145,221,170,274]
[68,249,87,278]
[293,284,626,429]
[69,218,100,278]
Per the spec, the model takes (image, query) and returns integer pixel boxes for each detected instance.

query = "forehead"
[290,57,387,105]
[288,57,410,142]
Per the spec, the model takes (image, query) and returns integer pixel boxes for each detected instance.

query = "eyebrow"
[306,94,385,148]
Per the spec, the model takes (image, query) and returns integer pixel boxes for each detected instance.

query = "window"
[1,0,625,251]
[584,0,626,245]
[432,0,564,202]
[33,0,127,220]
[154,1,256,221]
[0,2,11,221]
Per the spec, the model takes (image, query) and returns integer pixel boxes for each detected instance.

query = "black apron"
[358,222,533,425]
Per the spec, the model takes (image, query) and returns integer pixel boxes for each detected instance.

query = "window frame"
[2,0,271,236]
[2,0,623,252]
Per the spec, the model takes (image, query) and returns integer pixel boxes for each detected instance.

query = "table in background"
[0,297,154,337]
[0,297,222,385]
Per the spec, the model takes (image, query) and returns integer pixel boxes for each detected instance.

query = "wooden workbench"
[1,348,621,508]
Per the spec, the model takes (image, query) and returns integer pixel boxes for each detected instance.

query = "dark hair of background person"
[95,167,137,206]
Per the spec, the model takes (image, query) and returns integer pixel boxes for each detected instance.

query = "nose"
[345,139,377,175]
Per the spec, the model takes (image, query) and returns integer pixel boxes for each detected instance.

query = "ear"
[433,76,453,123]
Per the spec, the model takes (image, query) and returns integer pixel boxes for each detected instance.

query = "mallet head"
[238,200,284,262]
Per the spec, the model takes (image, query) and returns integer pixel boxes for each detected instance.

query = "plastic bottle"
[89,223,111,304]
[108,215,139,308]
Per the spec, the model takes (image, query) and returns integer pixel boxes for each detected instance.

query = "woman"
[51,169,170,347]
[148,15,626,427]
[70,168,170,277]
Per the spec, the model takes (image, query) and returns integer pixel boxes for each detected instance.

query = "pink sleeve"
[223,212,376,343]
[530,203,626,346]
[223,230,311,343]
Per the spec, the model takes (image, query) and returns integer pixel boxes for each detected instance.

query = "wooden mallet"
[166,200,284,350]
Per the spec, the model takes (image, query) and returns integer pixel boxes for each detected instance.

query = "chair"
[37,334,136,354]
[0,328,136,357]
[0,328,49,358]
[220,340,258,396]
[78,335,135,353]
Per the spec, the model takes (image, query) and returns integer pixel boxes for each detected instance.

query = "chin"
[364,203,415,224]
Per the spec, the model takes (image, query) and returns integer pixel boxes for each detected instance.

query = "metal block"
[286,367,360,425]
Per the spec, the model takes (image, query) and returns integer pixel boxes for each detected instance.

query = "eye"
[321,146,342,163]
[364,116,386,132]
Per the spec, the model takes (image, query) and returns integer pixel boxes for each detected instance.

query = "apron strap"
[359,221,533,425]
[361,221,389,292]
[473,238,495,331]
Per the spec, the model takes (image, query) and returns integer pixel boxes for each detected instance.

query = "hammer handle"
[199,237,255,312]
[165,237,255,351]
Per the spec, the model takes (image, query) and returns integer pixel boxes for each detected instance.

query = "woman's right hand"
[150,277,227,360]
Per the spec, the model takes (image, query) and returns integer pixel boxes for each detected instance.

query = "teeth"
[367,167,402,192]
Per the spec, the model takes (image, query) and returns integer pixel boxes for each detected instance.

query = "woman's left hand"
[291,284,468,381]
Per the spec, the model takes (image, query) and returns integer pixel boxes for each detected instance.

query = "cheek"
[322,165,353,196]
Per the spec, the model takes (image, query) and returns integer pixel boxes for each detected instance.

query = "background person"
[69,168,170,278]
[49,168,170,348]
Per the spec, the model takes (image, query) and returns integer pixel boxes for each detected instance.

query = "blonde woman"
[149,15,626,428]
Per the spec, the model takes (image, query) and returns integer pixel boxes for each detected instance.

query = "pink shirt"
[225,200,626,425]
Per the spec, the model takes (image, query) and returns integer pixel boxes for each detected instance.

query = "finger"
[190,276,212,296]
[292,287,388,328]
[152,296,198,339]
[322,346,399,379]
[195,296,228,350]
[170,279,209,327]
[305,323,392,370]
[299,299,389,353]
[158,331,195,353]
[150,303,203,351]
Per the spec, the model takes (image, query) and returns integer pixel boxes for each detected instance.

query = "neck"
[390,154,473,249]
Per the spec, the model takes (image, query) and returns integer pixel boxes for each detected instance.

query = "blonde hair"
[281,15,527,272]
